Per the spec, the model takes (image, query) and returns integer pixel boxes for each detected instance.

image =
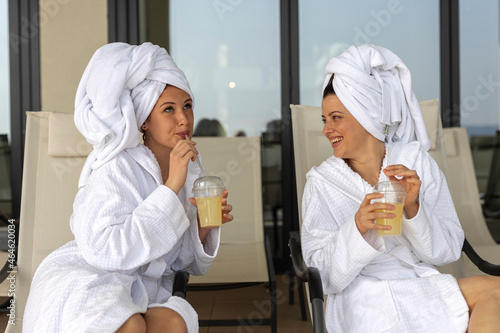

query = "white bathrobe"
[24,144,219,332]
[301,142,469,333]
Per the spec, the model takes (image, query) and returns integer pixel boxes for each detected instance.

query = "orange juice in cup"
[372,181,406,236]
[192,176,225,227]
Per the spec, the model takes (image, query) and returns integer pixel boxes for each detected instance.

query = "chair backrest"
[443,127,497,246]
[484,130,500,210]
[9,111,91,332]
[470,134,496,194]
[290,104,331,225]
[290,100,467,278]
[195,136,263,243]
[418,99,451,179]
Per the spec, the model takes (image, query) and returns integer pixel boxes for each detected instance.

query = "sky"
[0,0,499,140]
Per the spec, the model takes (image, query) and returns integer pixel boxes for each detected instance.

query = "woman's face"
[321,94,374,160]
[143,85,194,151]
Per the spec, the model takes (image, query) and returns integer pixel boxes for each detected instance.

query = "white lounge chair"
[187,136,277,332]
[4,111,189,332]
[443,127,500,277]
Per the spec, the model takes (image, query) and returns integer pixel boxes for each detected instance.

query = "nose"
[176,109,188,125]
[323,119,333,137]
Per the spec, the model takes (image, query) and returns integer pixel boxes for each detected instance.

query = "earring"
[141,123,147,131]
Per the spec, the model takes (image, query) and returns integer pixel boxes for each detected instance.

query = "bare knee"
[116,313,146,333]
[459,275,500,310]
[144,307,187,333]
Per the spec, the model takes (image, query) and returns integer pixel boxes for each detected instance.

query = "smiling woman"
[301,43,500,333]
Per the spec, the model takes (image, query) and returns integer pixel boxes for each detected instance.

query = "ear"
[141,123,148,131]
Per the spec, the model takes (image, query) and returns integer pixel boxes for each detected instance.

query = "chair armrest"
[289,236,326,333]
[172,270,189,298]
[289,235,308,281]
[288,236,324,302]
[482,205,500,219]
[462,238,500,276]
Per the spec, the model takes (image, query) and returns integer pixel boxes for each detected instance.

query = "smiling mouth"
[330,137,343,144]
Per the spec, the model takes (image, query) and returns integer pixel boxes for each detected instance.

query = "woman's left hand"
[189,190,233,243]
[383,164,421,219]
[220,190,234,224]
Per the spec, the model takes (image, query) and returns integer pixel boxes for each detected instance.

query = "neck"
[144,140,171,183]
[346,141,386,186]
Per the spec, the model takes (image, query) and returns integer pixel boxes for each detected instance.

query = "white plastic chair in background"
[443,127,500,277]
[5,112,191,332]
[5,112,90,332]
[182,136,277,332]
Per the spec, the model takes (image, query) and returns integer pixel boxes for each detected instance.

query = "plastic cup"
[372,181,406,236]
[192,176,225,227]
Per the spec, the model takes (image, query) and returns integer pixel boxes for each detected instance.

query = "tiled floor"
[187,274,312,333]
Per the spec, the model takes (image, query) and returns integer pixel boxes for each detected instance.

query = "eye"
[163,106,174,113]
[332,115,341,120]
[184,103,193,111]
[321,118,326,124]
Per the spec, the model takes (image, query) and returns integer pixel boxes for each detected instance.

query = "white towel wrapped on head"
[322,44,430,151]
[75,42,194,188]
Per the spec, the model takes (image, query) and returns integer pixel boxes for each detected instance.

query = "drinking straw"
[183,134,207,176]
[196,154,207,176]
[386,145,390,181]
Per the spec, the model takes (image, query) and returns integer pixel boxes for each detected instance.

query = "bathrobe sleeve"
[169,209,221,276]
[301,177,385,294]
[166,160,220,275]
[401,150,464,266]
[71,153,194,272]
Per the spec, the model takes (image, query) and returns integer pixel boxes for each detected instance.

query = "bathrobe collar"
[307,141,421,201]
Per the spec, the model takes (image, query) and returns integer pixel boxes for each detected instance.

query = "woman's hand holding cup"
[355,192,396,236]
[383,164,421,219]
[189,177,233,243]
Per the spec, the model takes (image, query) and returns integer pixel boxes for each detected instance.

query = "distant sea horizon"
[464,125,499,138]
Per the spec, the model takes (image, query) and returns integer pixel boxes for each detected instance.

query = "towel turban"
[74,42,194,187]
[321,44,430,151]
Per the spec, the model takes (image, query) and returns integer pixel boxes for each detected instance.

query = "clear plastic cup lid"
[373,181,405,194]
[192,176,225,197]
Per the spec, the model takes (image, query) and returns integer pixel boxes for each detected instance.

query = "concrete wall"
[40,0,107,113]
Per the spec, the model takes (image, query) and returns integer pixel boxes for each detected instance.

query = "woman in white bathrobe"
[23,42,233,333]
[301,44,500,333]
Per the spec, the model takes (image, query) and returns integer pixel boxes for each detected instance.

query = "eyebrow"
[159,98,192,108]
[321,110,343,118]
